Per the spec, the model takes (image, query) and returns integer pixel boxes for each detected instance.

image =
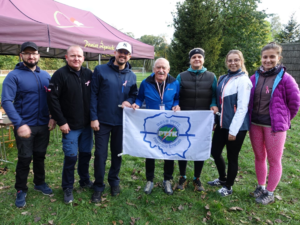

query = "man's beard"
[23,60,38,68]
[116,57,127,66]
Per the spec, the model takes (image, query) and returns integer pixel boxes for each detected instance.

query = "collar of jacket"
[66,64,82,74]
[187,65,207,75]
[108,56,132,73]
[227,69,243,77]
[146,73,176,85]
[15,62,41,72]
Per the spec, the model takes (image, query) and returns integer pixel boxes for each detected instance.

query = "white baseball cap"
[116,42,132,54]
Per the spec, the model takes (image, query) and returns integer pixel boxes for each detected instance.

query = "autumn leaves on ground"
[0,114,300,224]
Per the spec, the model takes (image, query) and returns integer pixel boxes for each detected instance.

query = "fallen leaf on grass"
[229,207,243,211]
[131,169,136,175]
[49,194,54,198]
[274,219,282,223]
[95,204,101,207]
[145,222,149,225]
[201,195,206,199]
[101,204,108,208]
[131,175,138,180]
[93,209,97,214]
[239,220,248,224]
[103,193,108,197]
[50,199,56,203]
[207,211,211,216]
[266,219,273,224]
[0,186,10,190]
[126,202,137,208]
[73,203,79,206]
[102,198,107,202]
[119,220,123,224]
[203,218,207,223]
[254,217,261,222]
[21,211,30,215]
[137,195,142,200]
[275,195,282,200]
[112,221,116,225]
[204,204,209,210]
[48,220,54,225]
[178,205,184,210]
[135,186,141,192]
[34,217,41,222]
[51,213,57,216]
[172,207,177,212]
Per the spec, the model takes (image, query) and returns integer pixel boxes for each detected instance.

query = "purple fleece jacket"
[248,70,300,132]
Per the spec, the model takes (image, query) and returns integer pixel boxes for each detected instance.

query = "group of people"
[1,40,299,208]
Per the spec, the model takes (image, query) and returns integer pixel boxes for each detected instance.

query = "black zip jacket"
[47,65,92,130]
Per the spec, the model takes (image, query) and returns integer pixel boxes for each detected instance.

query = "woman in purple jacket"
[248,42,300,205]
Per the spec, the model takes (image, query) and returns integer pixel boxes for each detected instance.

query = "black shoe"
[91,191,102,203]
[111,185,120,196]
[80,180,94,189]
[64,188,74,204]
[176,176,187,191]
[193,178,205,192]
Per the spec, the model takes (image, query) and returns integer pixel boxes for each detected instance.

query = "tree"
[168,0,271,77]
[168,0,223,76]
[275,13,300,43]
[270,14,282,40]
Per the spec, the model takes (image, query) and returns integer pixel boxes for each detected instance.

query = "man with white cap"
[90,42,138,202]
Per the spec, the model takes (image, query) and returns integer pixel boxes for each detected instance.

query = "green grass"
[0,114,300,224]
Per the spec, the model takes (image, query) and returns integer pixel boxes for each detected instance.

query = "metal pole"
[98,54,101,65]
[86,61,89,69]
[143,60,146,75]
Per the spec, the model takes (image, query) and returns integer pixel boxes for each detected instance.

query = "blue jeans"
[61,126,93,189]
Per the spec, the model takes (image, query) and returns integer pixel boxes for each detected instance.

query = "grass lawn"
[0,75,300,224]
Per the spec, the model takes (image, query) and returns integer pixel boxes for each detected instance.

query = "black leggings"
[145,159,174,182]
[211,124,247,187]
[178,160,204,178]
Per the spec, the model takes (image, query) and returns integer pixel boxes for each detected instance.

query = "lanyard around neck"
[156,80,165,104]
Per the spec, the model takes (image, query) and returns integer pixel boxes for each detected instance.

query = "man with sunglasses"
[2,41,55,208]
[90,42,138,202]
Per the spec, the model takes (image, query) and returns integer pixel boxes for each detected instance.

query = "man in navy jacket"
[90,42,138,202]
[2,42,55,208]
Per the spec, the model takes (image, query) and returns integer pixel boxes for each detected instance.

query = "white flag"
[123,108,214,160]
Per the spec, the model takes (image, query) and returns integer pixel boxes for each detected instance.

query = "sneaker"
[176,177,187,191]
[163,180,173,195]
[250,186,264,198]
[193,178,205,192]
[207,178,226,187]
[111,185,120,196]
[144,181,154,194]
[64,188,74,204]
[34,183,53,195]
[218,186,233,197]
[255,190,275,205]
[80,180,94,189]
[91,191,102,203]
[15,190,27,208]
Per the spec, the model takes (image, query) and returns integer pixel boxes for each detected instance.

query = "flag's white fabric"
[123,108,214,160]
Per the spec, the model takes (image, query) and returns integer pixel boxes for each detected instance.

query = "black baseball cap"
[20,42,38,52]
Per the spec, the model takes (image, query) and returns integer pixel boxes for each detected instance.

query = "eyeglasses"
[117,49,130,55]
[227,59,240,63]
[21,52,39,56]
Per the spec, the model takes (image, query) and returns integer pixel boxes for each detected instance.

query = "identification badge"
[159,104,165,111]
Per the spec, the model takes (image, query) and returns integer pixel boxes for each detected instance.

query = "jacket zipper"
[78,73,84,125]
[32,71,40,125]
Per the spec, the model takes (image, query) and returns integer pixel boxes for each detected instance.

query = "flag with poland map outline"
[123,108,214,160]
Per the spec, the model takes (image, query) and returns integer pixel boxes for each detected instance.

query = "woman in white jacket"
[207,50,252,196]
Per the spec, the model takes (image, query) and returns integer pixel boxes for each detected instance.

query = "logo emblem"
[123,43,127,47]
[54,11,92,29]
[157,125,178,143]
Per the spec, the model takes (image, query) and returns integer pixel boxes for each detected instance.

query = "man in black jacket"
[48,45,93,204]
[90,42,138,202]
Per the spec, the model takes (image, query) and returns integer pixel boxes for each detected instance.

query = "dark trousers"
[145,158,174,182]
[14,125,49,192]
[211,124,247,187]
[94,124,122,192]
[178,160,204,178]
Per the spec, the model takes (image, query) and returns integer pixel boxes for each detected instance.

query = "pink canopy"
[0,0,154,60]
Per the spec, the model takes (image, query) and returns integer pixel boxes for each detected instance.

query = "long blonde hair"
[225,50,248,75]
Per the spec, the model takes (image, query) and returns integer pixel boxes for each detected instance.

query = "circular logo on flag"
[157,124,179,144]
